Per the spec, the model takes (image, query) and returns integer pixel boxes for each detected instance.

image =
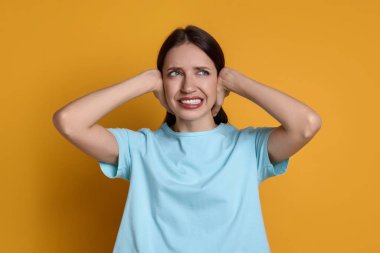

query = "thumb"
[211,99,222,117]
[160,88,174,114]
[211,90,225,117]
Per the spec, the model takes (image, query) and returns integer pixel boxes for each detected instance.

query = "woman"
[53,25,321,253]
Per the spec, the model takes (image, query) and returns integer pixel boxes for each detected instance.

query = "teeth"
[181,99,202,104]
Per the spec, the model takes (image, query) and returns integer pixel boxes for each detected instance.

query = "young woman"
[53,25,321,253]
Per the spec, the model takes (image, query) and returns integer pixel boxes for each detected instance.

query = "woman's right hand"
[143,69,174,114]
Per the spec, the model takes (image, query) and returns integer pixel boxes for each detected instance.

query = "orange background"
[1,0,379,252]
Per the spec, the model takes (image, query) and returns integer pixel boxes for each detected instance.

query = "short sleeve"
[98,128,144,181]
[254,127,290,185]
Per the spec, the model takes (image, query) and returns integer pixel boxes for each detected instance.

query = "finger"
[212,101,222,117]
[212,90,225,117]
[164,102,174,114]
[154,88,173,114]
[160,87,174,114]
[211,103,219,117]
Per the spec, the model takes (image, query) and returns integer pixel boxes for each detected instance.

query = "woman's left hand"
[211,67,234,117]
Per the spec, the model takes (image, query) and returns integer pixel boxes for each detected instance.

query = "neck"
[171,116,217,132]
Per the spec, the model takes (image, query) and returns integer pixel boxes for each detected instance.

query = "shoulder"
[238,125,273,136]
[110,126,156,146]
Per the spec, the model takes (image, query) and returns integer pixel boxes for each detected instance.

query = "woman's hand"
[147,69,174,114]
[211,67,235,117]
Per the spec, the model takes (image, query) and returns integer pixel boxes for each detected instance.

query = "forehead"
[163,43,215,69]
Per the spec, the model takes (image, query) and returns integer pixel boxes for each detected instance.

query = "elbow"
[303,113,322,139]
[52,111,72,136]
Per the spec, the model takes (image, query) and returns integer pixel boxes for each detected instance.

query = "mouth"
[177,97,204,109]
[178,97,204,105]
[178,98,203,105]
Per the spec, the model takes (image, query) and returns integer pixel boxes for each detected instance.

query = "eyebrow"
[166,66,211,72]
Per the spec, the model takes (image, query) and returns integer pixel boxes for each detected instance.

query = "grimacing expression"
[162,43,218,123]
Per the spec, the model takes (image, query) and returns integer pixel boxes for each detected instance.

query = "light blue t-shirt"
[98,122,289,253]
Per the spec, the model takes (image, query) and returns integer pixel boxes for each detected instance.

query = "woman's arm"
[53,70,161,134]
[215,67,322,163]
[52,69,164,165]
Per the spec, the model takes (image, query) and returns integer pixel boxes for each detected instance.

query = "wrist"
[221,67,241,93]
[140,69,161,92]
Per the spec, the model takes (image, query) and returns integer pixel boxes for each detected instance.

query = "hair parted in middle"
[156,25,228,126]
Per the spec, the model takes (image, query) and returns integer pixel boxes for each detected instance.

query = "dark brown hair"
[156,25,228,127]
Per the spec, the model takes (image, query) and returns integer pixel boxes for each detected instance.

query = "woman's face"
[162,42,218,125]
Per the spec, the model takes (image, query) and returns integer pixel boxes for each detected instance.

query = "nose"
[181,75,196,94]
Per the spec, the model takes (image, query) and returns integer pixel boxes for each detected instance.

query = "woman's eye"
[168,70,181,77]
[199,70,209,76]
[168,70,209,77]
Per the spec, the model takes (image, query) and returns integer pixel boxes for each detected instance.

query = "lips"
[178,100,204,109]
[178,96,204,103]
